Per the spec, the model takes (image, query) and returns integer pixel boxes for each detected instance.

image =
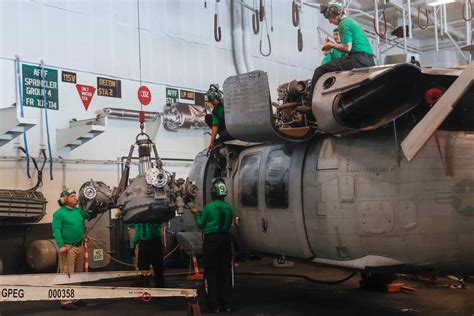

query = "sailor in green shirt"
[51,188,97,310]
[308,1,375,104]
[191,178,234,313]
[131,223,165,288]
[321,28,346,65]
[204,84,232,152]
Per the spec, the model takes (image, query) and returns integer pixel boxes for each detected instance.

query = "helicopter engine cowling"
[313,63,424,134]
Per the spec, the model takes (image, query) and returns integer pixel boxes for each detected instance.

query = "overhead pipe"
[443,4,448,36]
[374,0,381,64]
[231,0,248,74]
[101,107,161,121]
[439,4,444,37]
[242,0,255,71]
[402,5,408,54]
[467,0,472,62]
[434,6,439,51]
[407,0,412,39]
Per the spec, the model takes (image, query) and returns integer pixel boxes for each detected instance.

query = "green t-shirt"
[194,200,234,235]
[211,102,225,129]
[321,48,346,65]
[52,206,97,248]
[338,17,373,55]
[131,223,163,248]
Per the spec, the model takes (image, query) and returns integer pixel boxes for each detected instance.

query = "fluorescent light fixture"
[426,0,456,6]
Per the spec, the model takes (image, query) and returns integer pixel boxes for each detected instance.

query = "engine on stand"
[78,133,198,224]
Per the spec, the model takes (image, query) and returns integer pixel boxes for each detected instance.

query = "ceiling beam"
[387,0,467,42]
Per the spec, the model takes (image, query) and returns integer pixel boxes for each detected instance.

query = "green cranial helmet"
[211,177,228,197]
[61,188,76,197]
[321,1,344,19]
[205,84,223,102]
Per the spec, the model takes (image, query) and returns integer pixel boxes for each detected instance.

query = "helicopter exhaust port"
[313,63,424,134]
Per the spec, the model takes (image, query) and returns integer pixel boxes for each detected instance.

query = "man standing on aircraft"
[52,188,97,310]
[205,84,232,152]
[191,178,234,313]
[308,1,375,103]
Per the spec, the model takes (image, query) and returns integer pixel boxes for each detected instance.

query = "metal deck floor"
[0,258,472,315]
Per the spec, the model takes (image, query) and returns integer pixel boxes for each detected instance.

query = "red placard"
[75,84,96,111]
[138,85,152,106]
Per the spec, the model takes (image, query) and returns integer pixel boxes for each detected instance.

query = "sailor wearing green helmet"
[321,28,347,65]
[308,1,375,104]
[190,178,234,313]
[52,188,98,310]
[205,84,232,151]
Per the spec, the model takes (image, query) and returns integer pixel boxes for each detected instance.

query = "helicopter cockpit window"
[265,149,290,209]
[239,154,261,207]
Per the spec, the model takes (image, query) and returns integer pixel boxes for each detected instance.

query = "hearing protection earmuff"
[58,188,76,206]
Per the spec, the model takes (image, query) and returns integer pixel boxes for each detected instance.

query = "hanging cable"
[40,61,54,181]
[292,0,299,27]
[137,0,143,92]
[15,56,31,178]
[214,0,222,42]
[236,271,357,285]
[136,0,146,134]
[297,27,303,52]
[18,148,47,191]
[416,5,430,30]
[270,0,274,32]
[462,0,472,21]
[253,9,260,34]
[259,0,265,22]
[259,3,271,56]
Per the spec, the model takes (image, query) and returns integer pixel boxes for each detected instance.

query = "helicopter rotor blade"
[401,62,474,162]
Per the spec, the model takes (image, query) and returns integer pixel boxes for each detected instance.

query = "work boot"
[61,303,77,310]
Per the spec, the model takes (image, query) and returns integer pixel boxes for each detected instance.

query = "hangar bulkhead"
[0,0,473,315]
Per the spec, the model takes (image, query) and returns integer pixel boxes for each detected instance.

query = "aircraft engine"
[223,64,425,144]
[78,133,198,223]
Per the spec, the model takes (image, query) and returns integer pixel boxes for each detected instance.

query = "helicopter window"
[265,149,290,209]
[239,154,261,207]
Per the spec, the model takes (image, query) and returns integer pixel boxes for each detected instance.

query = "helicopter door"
[234,150,265,252]
[259,145,313,258]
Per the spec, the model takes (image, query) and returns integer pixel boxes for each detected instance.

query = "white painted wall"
[420,47,469,67]
[0,0,333,223]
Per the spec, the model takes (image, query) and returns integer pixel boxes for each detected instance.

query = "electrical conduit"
[15,55,31,178]
[40,61,54,180]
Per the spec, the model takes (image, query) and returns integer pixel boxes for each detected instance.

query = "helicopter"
[77,61,474,280]
[184,61,474,278]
